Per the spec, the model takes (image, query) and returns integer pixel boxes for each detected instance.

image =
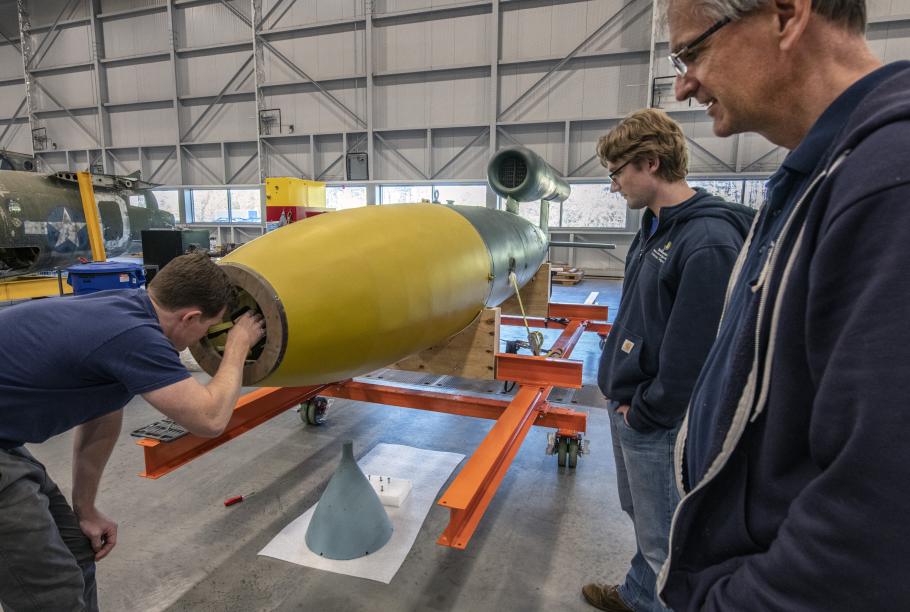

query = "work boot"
[582,583,634,612]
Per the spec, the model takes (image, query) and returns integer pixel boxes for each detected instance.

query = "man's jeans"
[608,407,681,612]
[0,447,99,612]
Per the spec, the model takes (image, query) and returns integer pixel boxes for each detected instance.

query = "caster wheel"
[298,397,328,425]
[557,437,568,467]
[568,439,579,468]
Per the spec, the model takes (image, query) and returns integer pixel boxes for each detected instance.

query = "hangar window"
[432,184,487,206]
[689,180,745,204]
[743,180,768,209]
[151,190,180,219]
[326,185,367,210]
[191,189,229,222]
[561,184,628,229]
[380,185,432,204]
[229,189,261,223]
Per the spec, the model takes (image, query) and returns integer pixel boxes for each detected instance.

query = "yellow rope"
[509,272,544,356]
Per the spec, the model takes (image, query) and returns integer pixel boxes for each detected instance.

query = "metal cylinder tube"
[486,145,571,203]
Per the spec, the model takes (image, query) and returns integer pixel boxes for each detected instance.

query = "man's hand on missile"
[227,312,265,350]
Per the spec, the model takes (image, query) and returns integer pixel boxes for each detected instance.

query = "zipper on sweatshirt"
[655,154,848,604]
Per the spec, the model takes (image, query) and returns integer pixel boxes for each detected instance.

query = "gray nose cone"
[305,441,394,560]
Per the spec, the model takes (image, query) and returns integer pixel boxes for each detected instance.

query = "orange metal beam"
[548,302,609,322]
[437,385,544,548]
[500,315,611,335]
[322,380,586,431]
[436,319,589,548]
[136,385,326,479]
[495,353,583,389]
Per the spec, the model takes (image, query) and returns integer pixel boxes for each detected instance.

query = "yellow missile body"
[191,203,547,386]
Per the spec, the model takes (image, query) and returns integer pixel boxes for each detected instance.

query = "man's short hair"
[684,0,866,35]
[148,253,234,318]
[596,108,688,183]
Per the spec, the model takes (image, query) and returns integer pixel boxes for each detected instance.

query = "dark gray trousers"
[0,447,98,612]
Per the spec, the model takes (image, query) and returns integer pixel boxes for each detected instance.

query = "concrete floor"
[23,278,636,612]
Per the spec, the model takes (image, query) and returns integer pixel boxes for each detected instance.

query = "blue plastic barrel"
[66,262,146,295]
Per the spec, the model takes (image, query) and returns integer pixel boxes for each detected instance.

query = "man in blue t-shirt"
[659,0,910,609]
[0,254,264,611]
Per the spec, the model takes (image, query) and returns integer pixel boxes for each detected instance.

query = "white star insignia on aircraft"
[48,208,86,248]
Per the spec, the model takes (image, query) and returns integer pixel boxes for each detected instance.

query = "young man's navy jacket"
[598,188,754,432]
[659,62,910,611]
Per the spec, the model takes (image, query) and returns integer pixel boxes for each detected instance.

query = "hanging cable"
[509,272,544,356]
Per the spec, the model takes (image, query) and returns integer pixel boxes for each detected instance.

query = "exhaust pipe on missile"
[191,203,547,387]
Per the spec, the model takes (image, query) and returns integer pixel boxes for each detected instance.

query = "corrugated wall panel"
[0,83,25,116]
[106,59,171,104]
[38,113,100,150]
[179,99,257,143]
[25,25,92,68]
[181,143,222,184]
[102,12,169,58]
[261,84,365,133]
[373,129,427,180]
[28,0,90,26]
[313,132,345,180]
[373,12,488,72]
[261,136,311,178]
[374,72,487,129]
[100,0,164,11]
[32,71,97,108]
[142,145,180,184]
[225,141,258,183]
[260,0,362,30]
[431,127,489,179]
[570,119,619,177]
[108,107,175,146]
[177,50,254,97]
[262,30,364,83]
[175,1,252,48]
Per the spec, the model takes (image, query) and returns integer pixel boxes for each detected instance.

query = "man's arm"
[626,244,739,431]
[142,312,264,437]
[72,409,122,560]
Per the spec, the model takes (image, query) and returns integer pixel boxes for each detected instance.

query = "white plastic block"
[366,474,412,507]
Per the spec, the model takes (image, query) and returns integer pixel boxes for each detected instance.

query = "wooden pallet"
[552,267,585,286]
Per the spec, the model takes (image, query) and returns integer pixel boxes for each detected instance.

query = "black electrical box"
[141,229,212,283]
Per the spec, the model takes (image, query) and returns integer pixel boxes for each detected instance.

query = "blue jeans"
[0,447,99,612]
[608,406,680,612]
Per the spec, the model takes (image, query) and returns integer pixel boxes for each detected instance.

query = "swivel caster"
[298,396,328,426]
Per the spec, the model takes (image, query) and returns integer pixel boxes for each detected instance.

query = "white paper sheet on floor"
[258,443,465,584]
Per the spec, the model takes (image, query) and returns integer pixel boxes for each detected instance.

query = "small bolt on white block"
[367,474,413,507]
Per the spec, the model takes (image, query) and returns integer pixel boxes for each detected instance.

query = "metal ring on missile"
[193,263,288,386]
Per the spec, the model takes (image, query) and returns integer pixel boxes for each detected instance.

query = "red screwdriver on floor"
[224,491,256,507]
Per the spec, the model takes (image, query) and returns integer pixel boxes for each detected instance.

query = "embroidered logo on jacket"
[621,339,635,354]
[651,241,672,264]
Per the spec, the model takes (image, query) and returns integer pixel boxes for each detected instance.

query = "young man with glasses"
[660,0,910,609]
[583,108,754,612]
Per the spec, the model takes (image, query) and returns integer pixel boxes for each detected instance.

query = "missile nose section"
[190,203,547,387]
[487,145,570,203]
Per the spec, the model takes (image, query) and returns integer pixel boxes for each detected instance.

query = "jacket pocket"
[598,325,646,402]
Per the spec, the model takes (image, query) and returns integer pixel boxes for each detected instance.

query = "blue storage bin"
[66,262,146,295]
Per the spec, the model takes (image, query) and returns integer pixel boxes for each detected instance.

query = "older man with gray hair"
[660,0,910,609]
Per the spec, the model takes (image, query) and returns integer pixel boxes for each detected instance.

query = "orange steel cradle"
[135,302,610,550]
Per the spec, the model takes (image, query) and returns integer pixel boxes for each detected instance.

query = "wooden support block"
[499,263,550,318]
[390,308,500,380]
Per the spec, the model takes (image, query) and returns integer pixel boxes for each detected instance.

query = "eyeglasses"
[608,158,633,183]
[668,16,732,77]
